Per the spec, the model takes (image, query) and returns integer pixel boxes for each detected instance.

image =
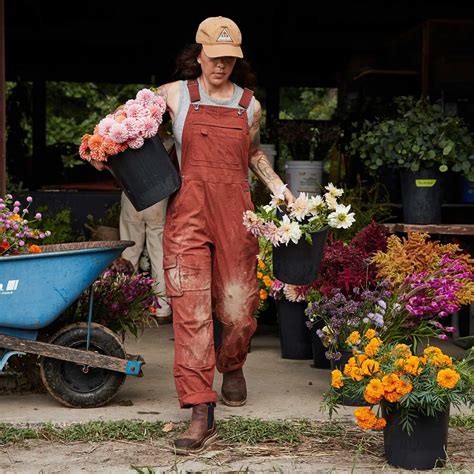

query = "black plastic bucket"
[108,135,181,212]
[277,299,313,360]
[383,405,449,470]
[273,226,329,285]
[400,167,443,224]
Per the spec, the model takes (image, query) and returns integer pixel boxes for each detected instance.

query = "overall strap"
[238,88,254,109]
[187,80,201,103]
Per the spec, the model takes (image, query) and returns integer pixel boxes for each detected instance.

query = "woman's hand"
[89,160,110,171]
[284,187,295,205]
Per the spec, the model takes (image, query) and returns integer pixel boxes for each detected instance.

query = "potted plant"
[323,336,474,469]
[79,88,180,211]
[349,96,474,224]
[243,182,355,285]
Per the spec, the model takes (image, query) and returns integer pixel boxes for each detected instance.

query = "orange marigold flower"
[364,329,377,340]
[263,276,273,287]
[331,369,344,389]
[354,407,385,430]
[373,417,387,429]
[346,331,361,345]
[393,343,412,358]
[365,337,382,357]
[361,359,380,376]
[364,378,384,404]
[259,289,268,300]
[257,271,263,279]
[382,373,400,393]
[424,346,442,357]
[384,390,402,403]
[432,354,453,367]
[348,366,364,382]
[437,368,460,389]
[404,356,422,375]
[28,244,42,254]
[397,378,413,396]
[10,214,21,221]
[258,259,265,269]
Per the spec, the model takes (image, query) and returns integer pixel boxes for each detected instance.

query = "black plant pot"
[383,405,449,470]
[277,299,313,360]
[330,350,369,406]
[273,226,329,285]
[108,135,181,212]
[310,320,330,369]
[400,167,444,224]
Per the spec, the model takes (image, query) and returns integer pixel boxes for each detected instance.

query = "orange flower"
[382,373,400,393]
[365,337,382,357]
[397,378,413,396]
[259,289,268,300]
[263,276,273,287]
[437,368,460,389]
[331,369,344,389]
[88,133,103,151]
[364,329,377,340]
[424,346,442,357]
[364,378,384,404]
[28,244,42,254]
[361,359,380,376]
[10,214,21,221]
[432,354,453,367]
[257,271,263,279]
[354,407,385,430]
[393,343,412,358]
[1,241,10,251]
[404,356,422,375]
[258,259,265,269]
[346,331,361,345]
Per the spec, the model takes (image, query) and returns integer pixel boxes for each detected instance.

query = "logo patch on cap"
[216,27,233,43]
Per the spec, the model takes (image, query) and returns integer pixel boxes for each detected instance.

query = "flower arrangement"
[76,258,161,337]
[0,195,51,256]
[324,334,474,434]
[79,89,166,162]
[243,183,355,246]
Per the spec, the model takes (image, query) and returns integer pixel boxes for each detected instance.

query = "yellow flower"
[258,259,265,269]
[259,289,268,300]
[393,343,412,358]
[331,369,344,389]
[364,329,377,340]
[346,331,361,345]
[437,368,460,389]
[257,271,263,279]
[361,359,380,376]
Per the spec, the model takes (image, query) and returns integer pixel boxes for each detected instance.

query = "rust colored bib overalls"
[163,80,259,408]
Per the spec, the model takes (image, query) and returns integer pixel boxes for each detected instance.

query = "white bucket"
[284,160,323,197]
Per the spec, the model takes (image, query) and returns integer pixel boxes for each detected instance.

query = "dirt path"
[1,428,473,473]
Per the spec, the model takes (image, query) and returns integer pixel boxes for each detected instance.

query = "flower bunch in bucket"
[323,334,473,469]
[243,183,355,246]
[0,195,51,256]
[79,89,166,162]
[76,258,161,337]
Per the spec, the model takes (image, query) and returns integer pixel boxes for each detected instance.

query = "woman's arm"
[248,100,294,203]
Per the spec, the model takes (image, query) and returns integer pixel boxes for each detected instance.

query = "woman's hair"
[173,43,257,89]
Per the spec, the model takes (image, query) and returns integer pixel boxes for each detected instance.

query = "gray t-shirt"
[171,79,255,166]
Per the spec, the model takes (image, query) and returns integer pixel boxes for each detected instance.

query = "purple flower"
[26,196,33,202]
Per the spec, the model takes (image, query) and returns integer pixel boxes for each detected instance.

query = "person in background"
[152,16,294,453]
[118,126,174,323]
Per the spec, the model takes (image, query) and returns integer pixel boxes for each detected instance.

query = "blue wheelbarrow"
[0,241,145,408]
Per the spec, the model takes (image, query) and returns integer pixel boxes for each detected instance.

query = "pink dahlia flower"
[109,123,129,143]
[98,116,116,137]
[136,88,156,106]
[128,136,145,149]
[140,117,159,139]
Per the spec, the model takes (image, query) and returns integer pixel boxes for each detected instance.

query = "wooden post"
[0,0,6,196]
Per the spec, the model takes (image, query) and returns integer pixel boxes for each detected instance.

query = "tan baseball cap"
[196,16,243,59]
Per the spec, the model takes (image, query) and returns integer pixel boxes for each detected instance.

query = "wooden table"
[382,223,474,236]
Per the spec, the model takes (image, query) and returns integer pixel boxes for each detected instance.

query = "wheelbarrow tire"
[39,322,127,408]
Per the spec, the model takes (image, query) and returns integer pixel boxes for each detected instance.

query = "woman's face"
[198,51,237,86]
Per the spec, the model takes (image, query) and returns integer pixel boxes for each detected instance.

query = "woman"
[93,15,294,453]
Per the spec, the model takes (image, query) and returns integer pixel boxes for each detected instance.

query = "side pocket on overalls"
[163,255,183,297]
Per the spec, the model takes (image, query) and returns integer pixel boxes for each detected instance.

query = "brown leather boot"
[221,368,247,407]
[173,403,217,454]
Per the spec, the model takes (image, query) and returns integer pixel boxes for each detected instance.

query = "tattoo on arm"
[249,153,282,187]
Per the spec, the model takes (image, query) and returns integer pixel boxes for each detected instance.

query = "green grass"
[449,414,474,430]
[0,418,346,447]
